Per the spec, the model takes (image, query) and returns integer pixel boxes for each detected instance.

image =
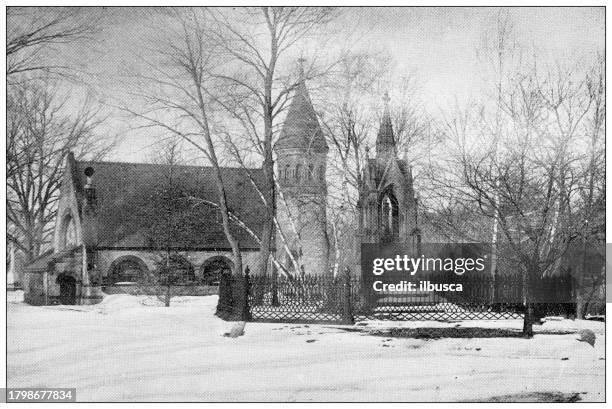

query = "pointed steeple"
[376,91,396,157]
[276,59,328,153]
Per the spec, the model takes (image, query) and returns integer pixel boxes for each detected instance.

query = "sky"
[44,7,605,163]
[340,7,604,110]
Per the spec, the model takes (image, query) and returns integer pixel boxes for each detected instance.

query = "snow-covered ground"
[7,291,605,402]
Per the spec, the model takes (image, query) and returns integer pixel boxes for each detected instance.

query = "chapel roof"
[73,159,268,250]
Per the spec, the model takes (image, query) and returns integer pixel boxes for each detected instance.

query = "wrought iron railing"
[247,272,575,323]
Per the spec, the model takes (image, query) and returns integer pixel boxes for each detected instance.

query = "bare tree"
[475,9,522,301]
[7,7,113,271]
[318,51,435,276]
[142,140,198,307]
[207,7,338,276]
[7,7,100,81]
[540,56,606,318]
[121,9,251,318]
[437,56,605,336]
[6,79,110,263]
[318,52,386,276]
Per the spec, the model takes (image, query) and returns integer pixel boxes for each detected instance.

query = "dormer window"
[295,164,302,182]
[308,164,314,181]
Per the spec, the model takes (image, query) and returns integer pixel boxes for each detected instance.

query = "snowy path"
[7,293,605,402]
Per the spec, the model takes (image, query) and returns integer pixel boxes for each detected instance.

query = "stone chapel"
[22,68,422,305]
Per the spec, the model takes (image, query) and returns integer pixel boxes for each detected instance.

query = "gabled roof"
[275,77,328,153]
[74,160,267,250]
[366,157,413,189]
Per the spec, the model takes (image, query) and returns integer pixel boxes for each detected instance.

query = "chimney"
[83,167,97,209]
[82,166,98,247]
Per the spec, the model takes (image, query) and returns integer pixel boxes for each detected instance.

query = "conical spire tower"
[276,60,328,154]
[376,91,397,158]
[274,59,329,276]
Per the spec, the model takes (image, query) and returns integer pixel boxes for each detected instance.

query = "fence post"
[341,267,354,325]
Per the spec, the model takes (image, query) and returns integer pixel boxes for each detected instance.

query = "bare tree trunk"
[257,9,278,278]
[490,198,499,304]
[523,267,534,338]
[331,218,341,277]
[522,265,535,337]
[257,168,274,277]
[523,303,534,337]
[575,238,589,319]
[165,284,171,307]
[271,266,279,306]
[164,251,171,307]
[194,84,246,319]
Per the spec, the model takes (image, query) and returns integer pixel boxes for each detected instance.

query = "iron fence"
[248,273,349,323]
[247,271,575,323]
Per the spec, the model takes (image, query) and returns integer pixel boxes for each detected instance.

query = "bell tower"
[275,60,329,276]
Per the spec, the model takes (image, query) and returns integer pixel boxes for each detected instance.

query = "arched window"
[380,190,399,242]
[284,164,291,180]
[60,213,77,249]
[199,256,233,286]
[107,255,149,285]
[295,164,302,182]
[308,164,314,181]
[318,165,325,181]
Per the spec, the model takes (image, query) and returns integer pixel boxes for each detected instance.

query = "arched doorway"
[57,274,77,305]
[199,256,233,286]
